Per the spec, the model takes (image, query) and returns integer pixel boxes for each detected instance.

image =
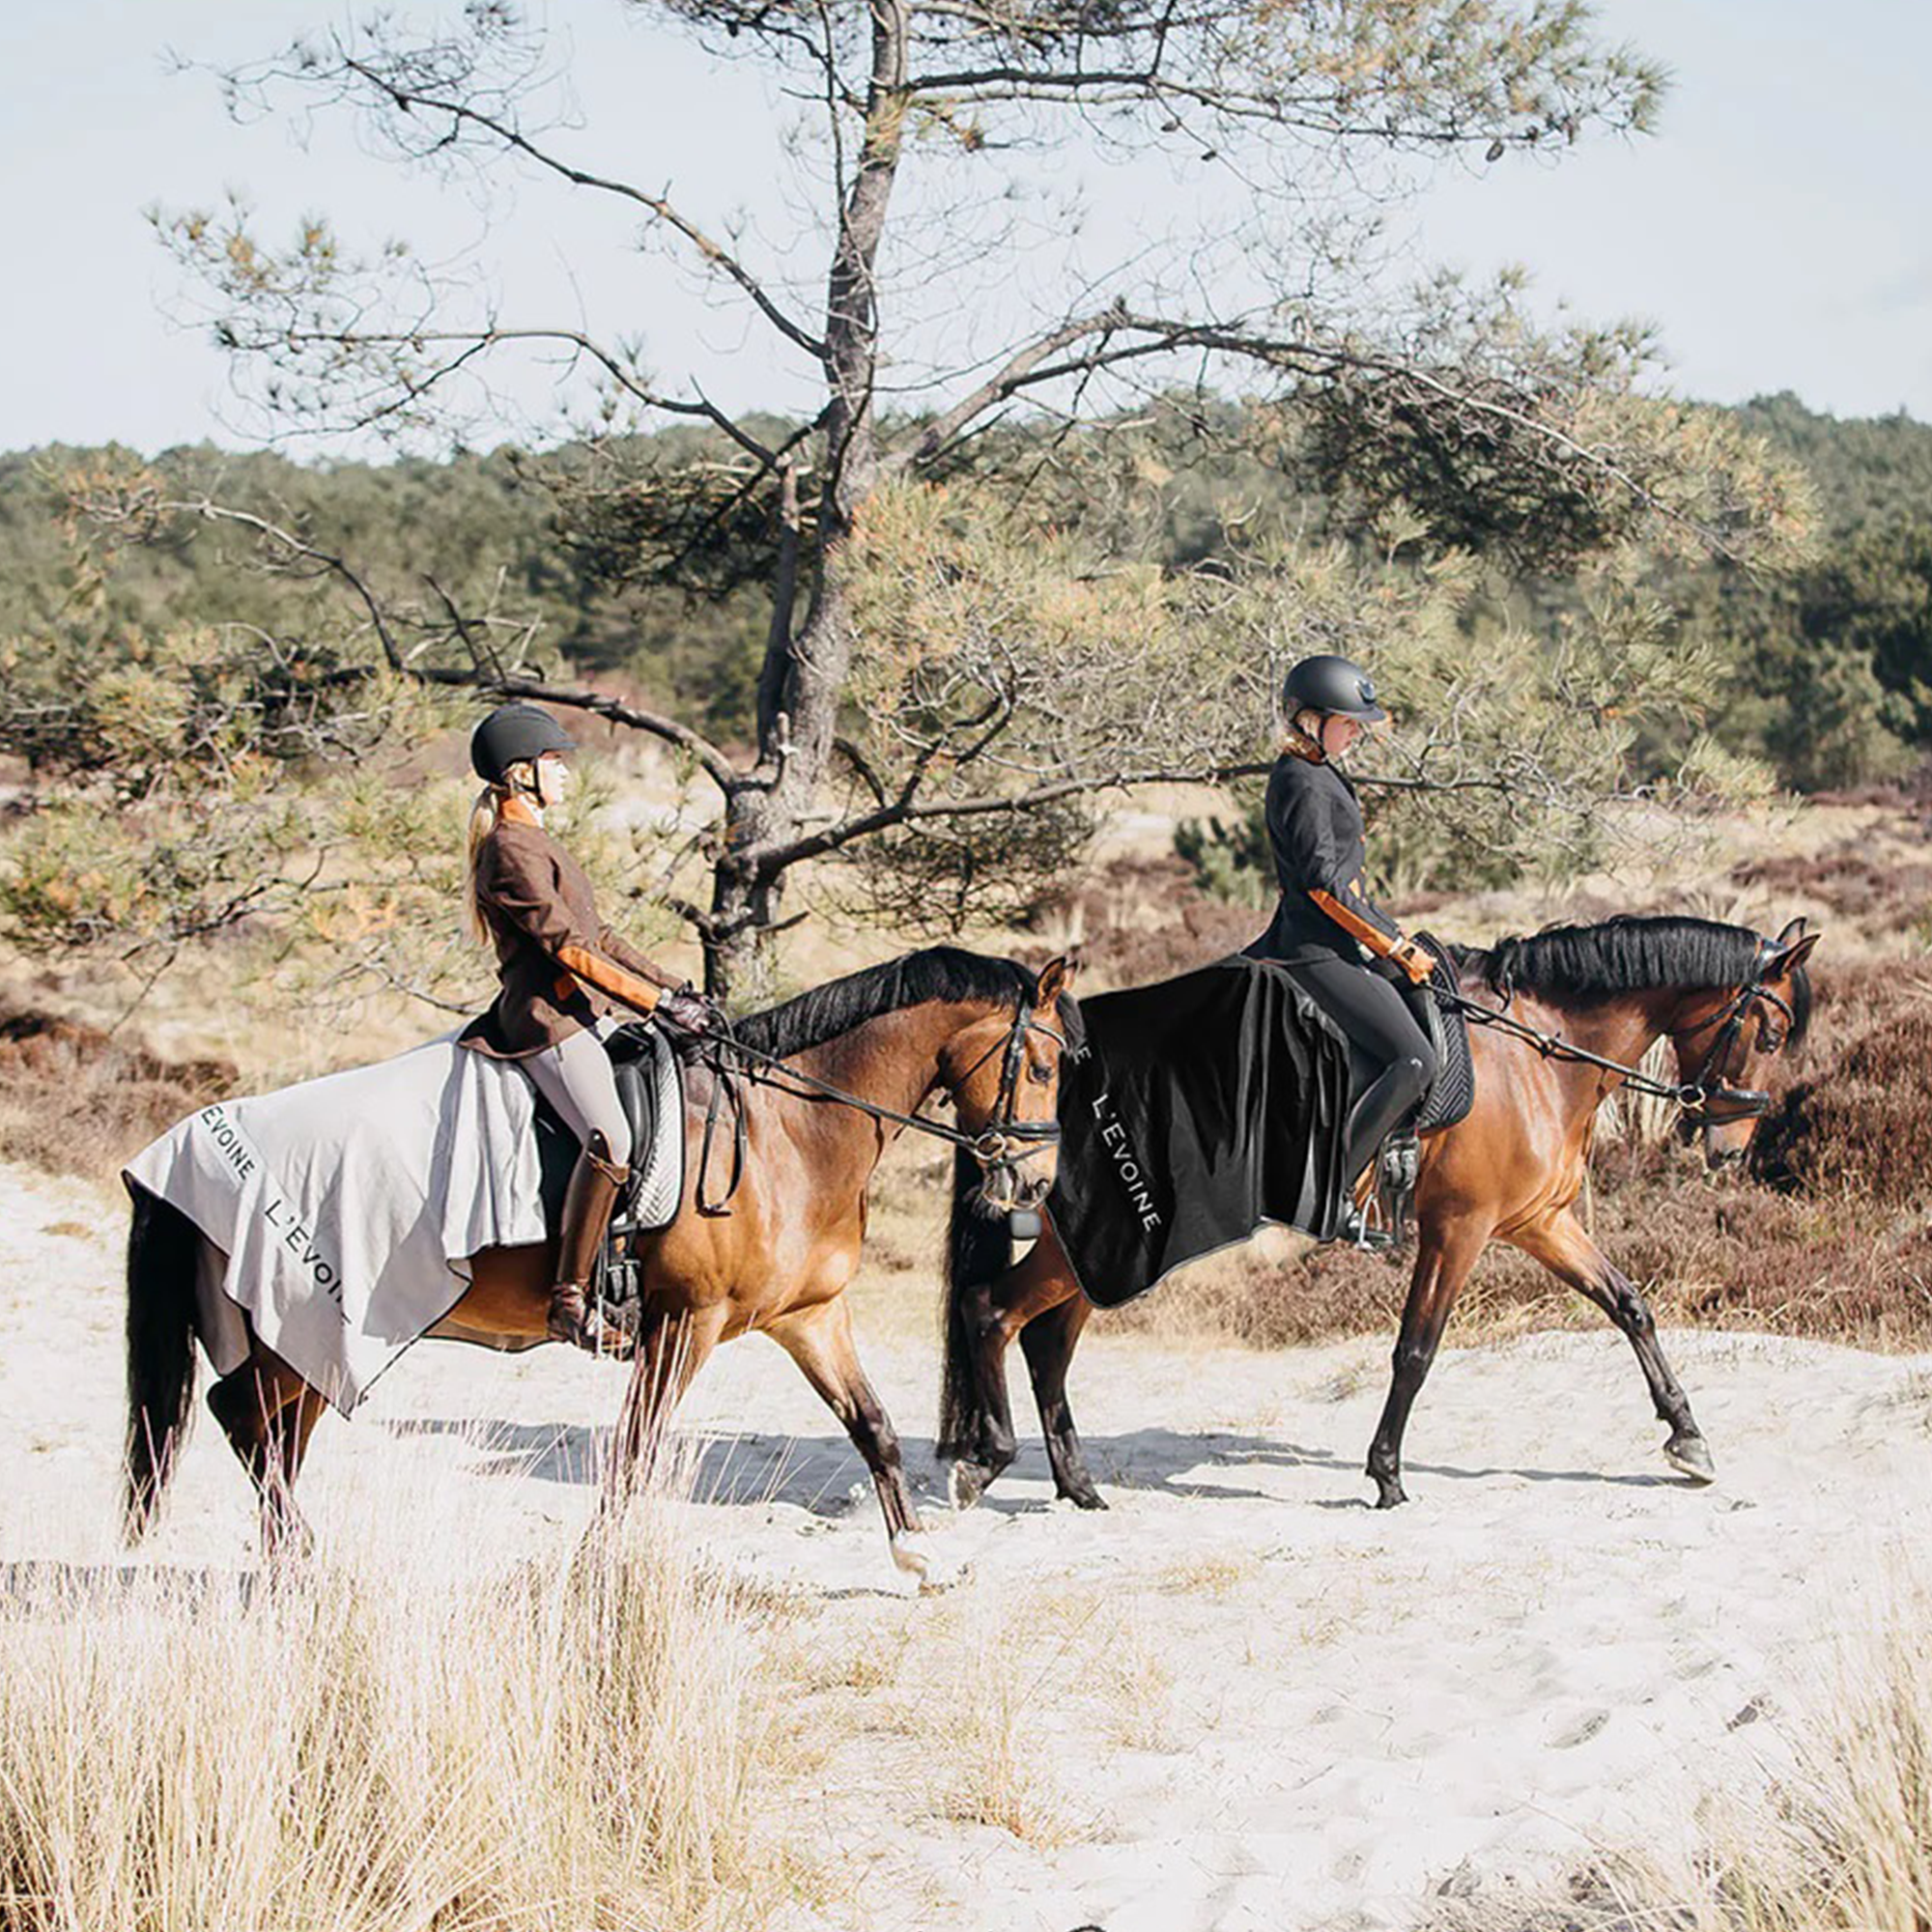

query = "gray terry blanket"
[124,1034,545,1413]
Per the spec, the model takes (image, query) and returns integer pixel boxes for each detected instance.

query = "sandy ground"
[6,1156,1929,1931]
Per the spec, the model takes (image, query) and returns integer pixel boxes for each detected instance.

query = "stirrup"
[548,1284,631,1358]
[1340,1204,1398,1253]
[1376,1131,1420,1248]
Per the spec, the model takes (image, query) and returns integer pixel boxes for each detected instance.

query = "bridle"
[1668,939,1794,1122]
[669,981,1068,1215]
[1439,938,1794,1121]
[945,991,1070,1211]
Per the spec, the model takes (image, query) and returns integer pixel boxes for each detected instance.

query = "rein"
[662,984,1066,1214]
[1437,940,1787,1119]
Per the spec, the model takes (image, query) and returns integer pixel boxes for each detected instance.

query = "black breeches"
[1283,954,1439,1183]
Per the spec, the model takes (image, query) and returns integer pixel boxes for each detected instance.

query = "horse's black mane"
[1450,915,1810,1043]
[729,946,1086,1060]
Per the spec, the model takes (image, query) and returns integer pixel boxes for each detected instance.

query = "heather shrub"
[0,1002,234,1184]
[1751,964,1932,1208]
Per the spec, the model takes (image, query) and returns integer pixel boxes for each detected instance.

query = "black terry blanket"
[1044,956,1353,1308]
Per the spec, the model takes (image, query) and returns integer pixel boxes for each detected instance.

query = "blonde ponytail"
[1282,708,1324,759]
[465,784,502,946]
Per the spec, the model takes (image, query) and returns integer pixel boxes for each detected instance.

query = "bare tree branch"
[139,495,746,793]
[763,757,1522,870]
[335,45,829,364]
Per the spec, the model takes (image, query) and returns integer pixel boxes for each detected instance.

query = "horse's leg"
[1018,1293,1104,1510]
[603,1302,727,1510]
[947,1233,1080,1509]
[1510,1209,1715,1485]
[1365,1209,1494,1509]
[947,1267,1018,1507]
[207,1344,322,1559]
[767,1297,944,1586]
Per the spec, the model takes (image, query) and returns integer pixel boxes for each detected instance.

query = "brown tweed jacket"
[460,813,679,1060]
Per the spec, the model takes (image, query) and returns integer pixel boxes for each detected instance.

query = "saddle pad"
[1409,931,1476,1134]
[621,1025,685,1229]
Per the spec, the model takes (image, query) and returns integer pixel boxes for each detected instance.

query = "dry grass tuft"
[903,1585,1106,1851]
[1155,1552,1260,1598]
[0,1487,792,1932]
[1091,1607,1178,1752]
[923,1635,1097,1848]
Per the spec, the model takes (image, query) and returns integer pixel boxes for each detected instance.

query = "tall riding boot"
[1342,1056,1428,1190]
[548,1130,632,1355]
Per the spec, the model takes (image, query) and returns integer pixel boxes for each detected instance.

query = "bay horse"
[125,948,1079,1580]
[936,915,1816,1512]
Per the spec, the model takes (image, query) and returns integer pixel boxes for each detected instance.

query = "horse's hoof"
[919,1556,973,1597]
[1371,1477,1408,1510]
[1059,1483,1108,1512]
[891,1530,968,1593]
[1664,1433,1718,1485]
[947,1461,989,1511]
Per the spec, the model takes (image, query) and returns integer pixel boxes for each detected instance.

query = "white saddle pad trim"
[623,1029,686,1231]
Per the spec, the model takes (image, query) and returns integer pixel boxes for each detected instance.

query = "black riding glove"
[657,985,724,1035]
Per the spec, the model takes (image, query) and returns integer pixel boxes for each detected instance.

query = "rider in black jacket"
[1247,655,1439,1195]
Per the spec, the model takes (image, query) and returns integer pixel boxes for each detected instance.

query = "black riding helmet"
[1280,654,1388,724]
[470,702,575,786]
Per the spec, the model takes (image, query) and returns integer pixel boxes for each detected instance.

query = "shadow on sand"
[382,1417,1694,1516]
[0,1558,260,1613]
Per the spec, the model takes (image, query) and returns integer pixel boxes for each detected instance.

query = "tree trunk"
[702,0,907,1004]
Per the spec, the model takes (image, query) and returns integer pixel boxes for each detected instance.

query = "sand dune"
[4,1156,1924,1930]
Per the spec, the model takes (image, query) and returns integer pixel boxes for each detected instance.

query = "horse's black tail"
[935,1149,1010,1462]
[124,1184,202,1543]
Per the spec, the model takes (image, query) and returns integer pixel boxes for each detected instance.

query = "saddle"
[531,1021,686,1283]
[1358,931,1475,1250]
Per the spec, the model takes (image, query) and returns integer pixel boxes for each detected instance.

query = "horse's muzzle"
[980,1162,1054,1216]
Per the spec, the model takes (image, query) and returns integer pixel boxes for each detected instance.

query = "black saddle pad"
[1403,932,1475,1134]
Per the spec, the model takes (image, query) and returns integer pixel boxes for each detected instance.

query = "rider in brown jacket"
[460,703,713,1351]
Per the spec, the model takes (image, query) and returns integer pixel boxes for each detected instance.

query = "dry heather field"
[1,784,1931,1931]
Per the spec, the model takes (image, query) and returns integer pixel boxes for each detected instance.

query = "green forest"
[1,389,1928,999]
[5,391,1927,795]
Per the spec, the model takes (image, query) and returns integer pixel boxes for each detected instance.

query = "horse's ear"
[1037,954,1074,1004]
[1774,916,1809,947]
[1774,929,1821,975]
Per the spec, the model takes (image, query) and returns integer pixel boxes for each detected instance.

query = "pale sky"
[4,0,1927,455]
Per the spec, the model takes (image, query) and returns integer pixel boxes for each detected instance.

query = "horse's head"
[938,955,1080,1214]
[1666,917,1819,1169]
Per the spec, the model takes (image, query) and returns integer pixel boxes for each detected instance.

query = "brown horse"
[937,915,1817,1513]
[126,948,1079,1579]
